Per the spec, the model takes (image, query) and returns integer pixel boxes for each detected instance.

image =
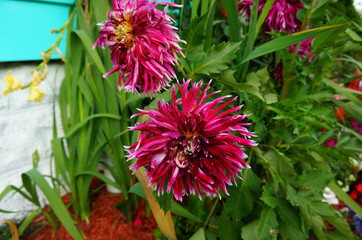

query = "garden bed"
[23,178,157,240]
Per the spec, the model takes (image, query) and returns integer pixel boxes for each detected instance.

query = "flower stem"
[203,198,219,229]
[281,0,316,100]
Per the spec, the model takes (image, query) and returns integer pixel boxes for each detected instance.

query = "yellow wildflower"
[28,84,44,103]
[2,71,23,95]
[28,70,45,102]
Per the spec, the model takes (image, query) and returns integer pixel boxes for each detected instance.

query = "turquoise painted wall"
[0,0,74,62]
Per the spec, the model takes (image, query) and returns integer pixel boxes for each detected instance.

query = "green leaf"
[77,170,126,194]
[73,30,106,74]
[264,149,295,177]
[18,209,41,236]
[255,0,275,38]
[181,14,207,60]
[171,202,203,223]
[345,28,362,42]
[324,216,354,239]
[64,113,122,138]
[311,215,327,240]
[322,78,362,107]
[286,185,306,208]
[129,182,146,199]
[309,201,338,217]
[190,228,205,240]
[275,198,301,229]
[218,70,265,101]
[264,93,278,104]
[23,169,83,240]
[328,181,362,218]
[216,210,241,240]
[241,220,259,240]
[154,191,172,213]
[191,42,241,76]
[279,220,307,240]
[32,150,40,169]
[243,24,347,63]
[221,0,241,42]
[225,169,261,220]
[334,100,362,123]
[296,170,334,191]
[257,207,278,240]
[260,185,276,208]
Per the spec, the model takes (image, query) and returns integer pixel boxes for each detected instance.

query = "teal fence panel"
[0,0,74,62]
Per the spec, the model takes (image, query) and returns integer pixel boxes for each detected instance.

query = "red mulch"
[23,178,157,240]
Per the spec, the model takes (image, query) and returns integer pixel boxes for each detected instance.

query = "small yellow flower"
[2,71,23,95]
[28,84,44,103]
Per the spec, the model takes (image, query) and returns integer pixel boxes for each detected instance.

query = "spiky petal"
[126,80,257,201]
[238,0,304,34]
[94,0,185,96]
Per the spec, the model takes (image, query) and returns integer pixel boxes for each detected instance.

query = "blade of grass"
[192,0,201,18]
[255,0,275,39]
[23,169,84,240]
[240,0,259,81]
[242,24,348,63]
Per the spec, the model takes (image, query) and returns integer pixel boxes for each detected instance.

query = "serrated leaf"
[218,70,265,101]
[279,221,308,240]
[260,185,276,208]
[257,207,278,240]
[345,28,362,42]
[286,185,306,208]
[264,93,278,104]
[181,14,207,57]
[191,42,241,76]
[225,169,261,220]
[275,198,300,228]
[264,149,295,177]
[296,170,334,191]
[309,201,338,217]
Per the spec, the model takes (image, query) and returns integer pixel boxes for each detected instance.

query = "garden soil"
[23,178,157,240]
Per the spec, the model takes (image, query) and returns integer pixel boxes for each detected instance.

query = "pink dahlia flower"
[239,0,304,34]
[126,80,257,201]
[94,0,185,96]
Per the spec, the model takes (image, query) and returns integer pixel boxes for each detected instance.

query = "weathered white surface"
[0,61,64,222]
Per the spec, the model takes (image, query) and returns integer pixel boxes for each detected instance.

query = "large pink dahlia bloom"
[239,0,304,34]
[94,0,185,95]
[126,80,257,201]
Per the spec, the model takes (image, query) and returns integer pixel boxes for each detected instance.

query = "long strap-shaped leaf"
[328,181,362,218]
[135,168,177,240]
[242,23,347,63]
[23,169,84,240]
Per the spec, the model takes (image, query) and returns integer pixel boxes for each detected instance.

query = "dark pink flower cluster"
[94,0,185,96]
[238,0,304,34]
[126,80,257,201]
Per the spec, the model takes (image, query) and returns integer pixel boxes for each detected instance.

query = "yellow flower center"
[115,20,134,48]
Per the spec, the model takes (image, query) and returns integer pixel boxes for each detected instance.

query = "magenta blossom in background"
[238,0,304,34]
[274,37,315,82]
[94,0,185,96]
[126,80,257,201]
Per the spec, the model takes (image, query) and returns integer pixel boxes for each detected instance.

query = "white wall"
[0,61,64,222]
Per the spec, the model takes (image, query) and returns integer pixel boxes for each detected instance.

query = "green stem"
[281,0,316,100]
[203,198,219,229]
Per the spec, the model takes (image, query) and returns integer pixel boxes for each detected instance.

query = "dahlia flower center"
[175,152,189,168]
[115,20,134,47]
